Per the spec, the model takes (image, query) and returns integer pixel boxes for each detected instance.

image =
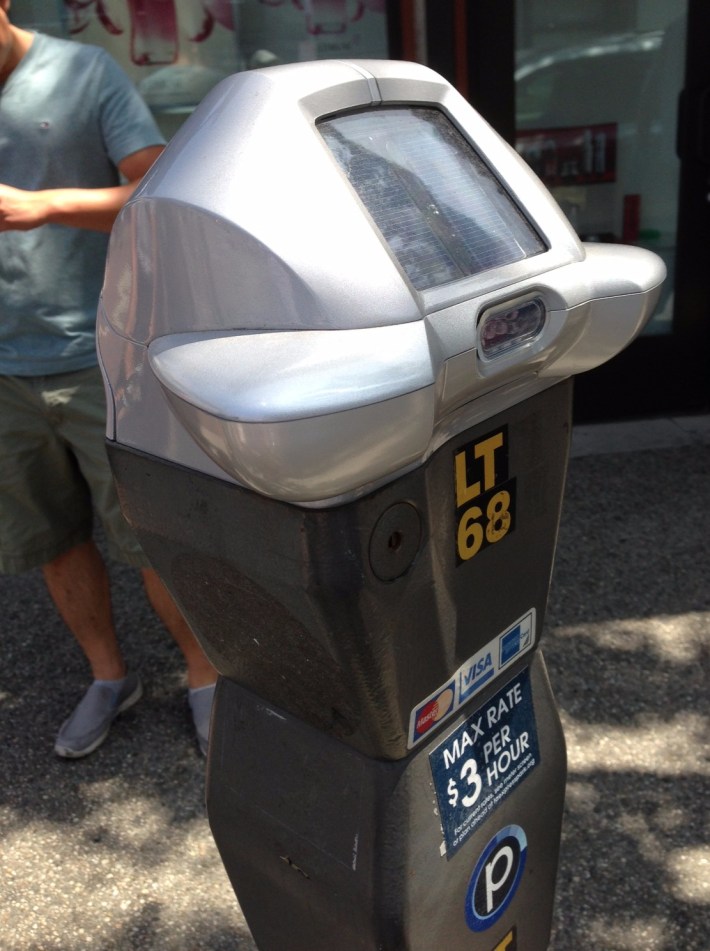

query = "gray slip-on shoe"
[54,673,143,759]
[188,682,216,757]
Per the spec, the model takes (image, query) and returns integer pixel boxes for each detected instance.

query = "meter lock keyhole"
[369,502,423,582]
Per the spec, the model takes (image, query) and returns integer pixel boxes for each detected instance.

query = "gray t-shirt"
[0,33,165,375]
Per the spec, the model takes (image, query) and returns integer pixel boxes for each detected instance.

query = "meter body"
[98,60,664,950]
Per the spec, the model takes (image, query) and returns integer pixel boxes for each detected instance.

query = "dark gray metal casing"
[109,381,569,949]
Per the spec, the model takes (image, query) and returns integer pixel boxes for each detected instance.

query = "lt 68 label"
[454,427,516,563]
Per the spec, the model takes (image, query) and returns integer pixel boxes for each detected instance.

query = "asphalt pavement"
[1,413,709,951]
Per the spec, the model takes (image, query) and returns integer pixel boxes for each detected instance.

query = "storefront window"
[515,0,687,335]
[240,0,388,69]
[12,0,389,138]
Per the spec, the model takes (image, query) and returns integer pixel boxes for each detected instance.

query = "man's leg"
[0,372,143,757]
[53,369,216,752]
[141,567,217,755]
[42,538,125,680]
[46,538,143,759]
[141,566,217,689]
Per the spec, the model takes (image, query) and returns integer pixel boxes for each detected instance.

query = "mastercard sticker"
[409,680,457,745]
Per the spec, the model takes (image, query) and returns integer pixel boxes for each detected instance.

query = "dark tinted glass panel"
[320,107,546,290]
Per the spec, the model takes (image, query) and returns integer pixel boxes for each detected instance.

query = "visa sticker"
[407,610,536,748]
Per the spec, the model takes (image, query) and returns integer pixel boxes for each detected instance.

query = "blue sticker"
[500,624,524,666]
[465,825,527,932]
[458,647,496,704]
[429,669,539,858]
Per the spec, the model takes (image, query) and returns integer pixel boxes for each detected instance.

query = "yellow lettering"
[457,506,484,561]
[485,490,512,544]
[455,431,505,507]
[475,432,504,492]
[455,450,481,507]
[494,930,515,951]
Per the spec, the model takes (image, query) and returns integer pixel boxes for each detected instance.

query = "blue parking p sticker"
[430,669,539,858]
[466,825,527,931]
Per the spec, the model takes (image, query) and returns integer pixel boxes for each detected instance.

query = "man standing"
[0,0,217,757]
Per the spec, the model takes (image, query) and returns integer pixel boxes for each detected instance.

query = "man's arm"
[0,144,164,234]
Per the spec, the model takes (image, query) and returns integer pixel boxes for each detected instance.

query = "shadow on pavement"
[1,442,708,949]
[545,444,710,950]
[0,549,257,950]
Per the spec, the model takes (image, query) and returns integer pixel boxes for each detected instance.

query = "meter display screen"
[319,107,546,291]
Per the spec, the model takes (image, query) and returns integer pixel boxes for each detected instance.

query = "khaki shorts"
[0,366,148,574]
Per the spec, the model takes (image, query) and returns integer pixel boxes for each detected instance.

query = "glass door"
[515,4,684,336]
[409,0,710,420]
[512,0,710,420]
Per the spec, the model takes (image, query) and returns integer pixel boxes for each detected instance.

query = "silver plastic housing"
[97,59,665,507]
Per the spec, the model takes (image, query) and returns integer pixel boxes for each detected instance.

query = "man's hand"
[0,145,164,233]
[0,184,49,231]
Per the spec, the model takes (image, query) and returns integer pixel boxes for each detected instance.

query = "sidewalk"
[1,415,709,950]
[570,412,710,457]
[548,413,710,949]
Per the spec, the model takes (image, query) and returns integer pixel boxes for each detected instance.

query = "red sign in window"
[516,122,618,187]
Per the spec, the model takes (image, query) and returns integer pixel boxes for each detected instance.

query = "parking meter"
[97,60,665,950]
